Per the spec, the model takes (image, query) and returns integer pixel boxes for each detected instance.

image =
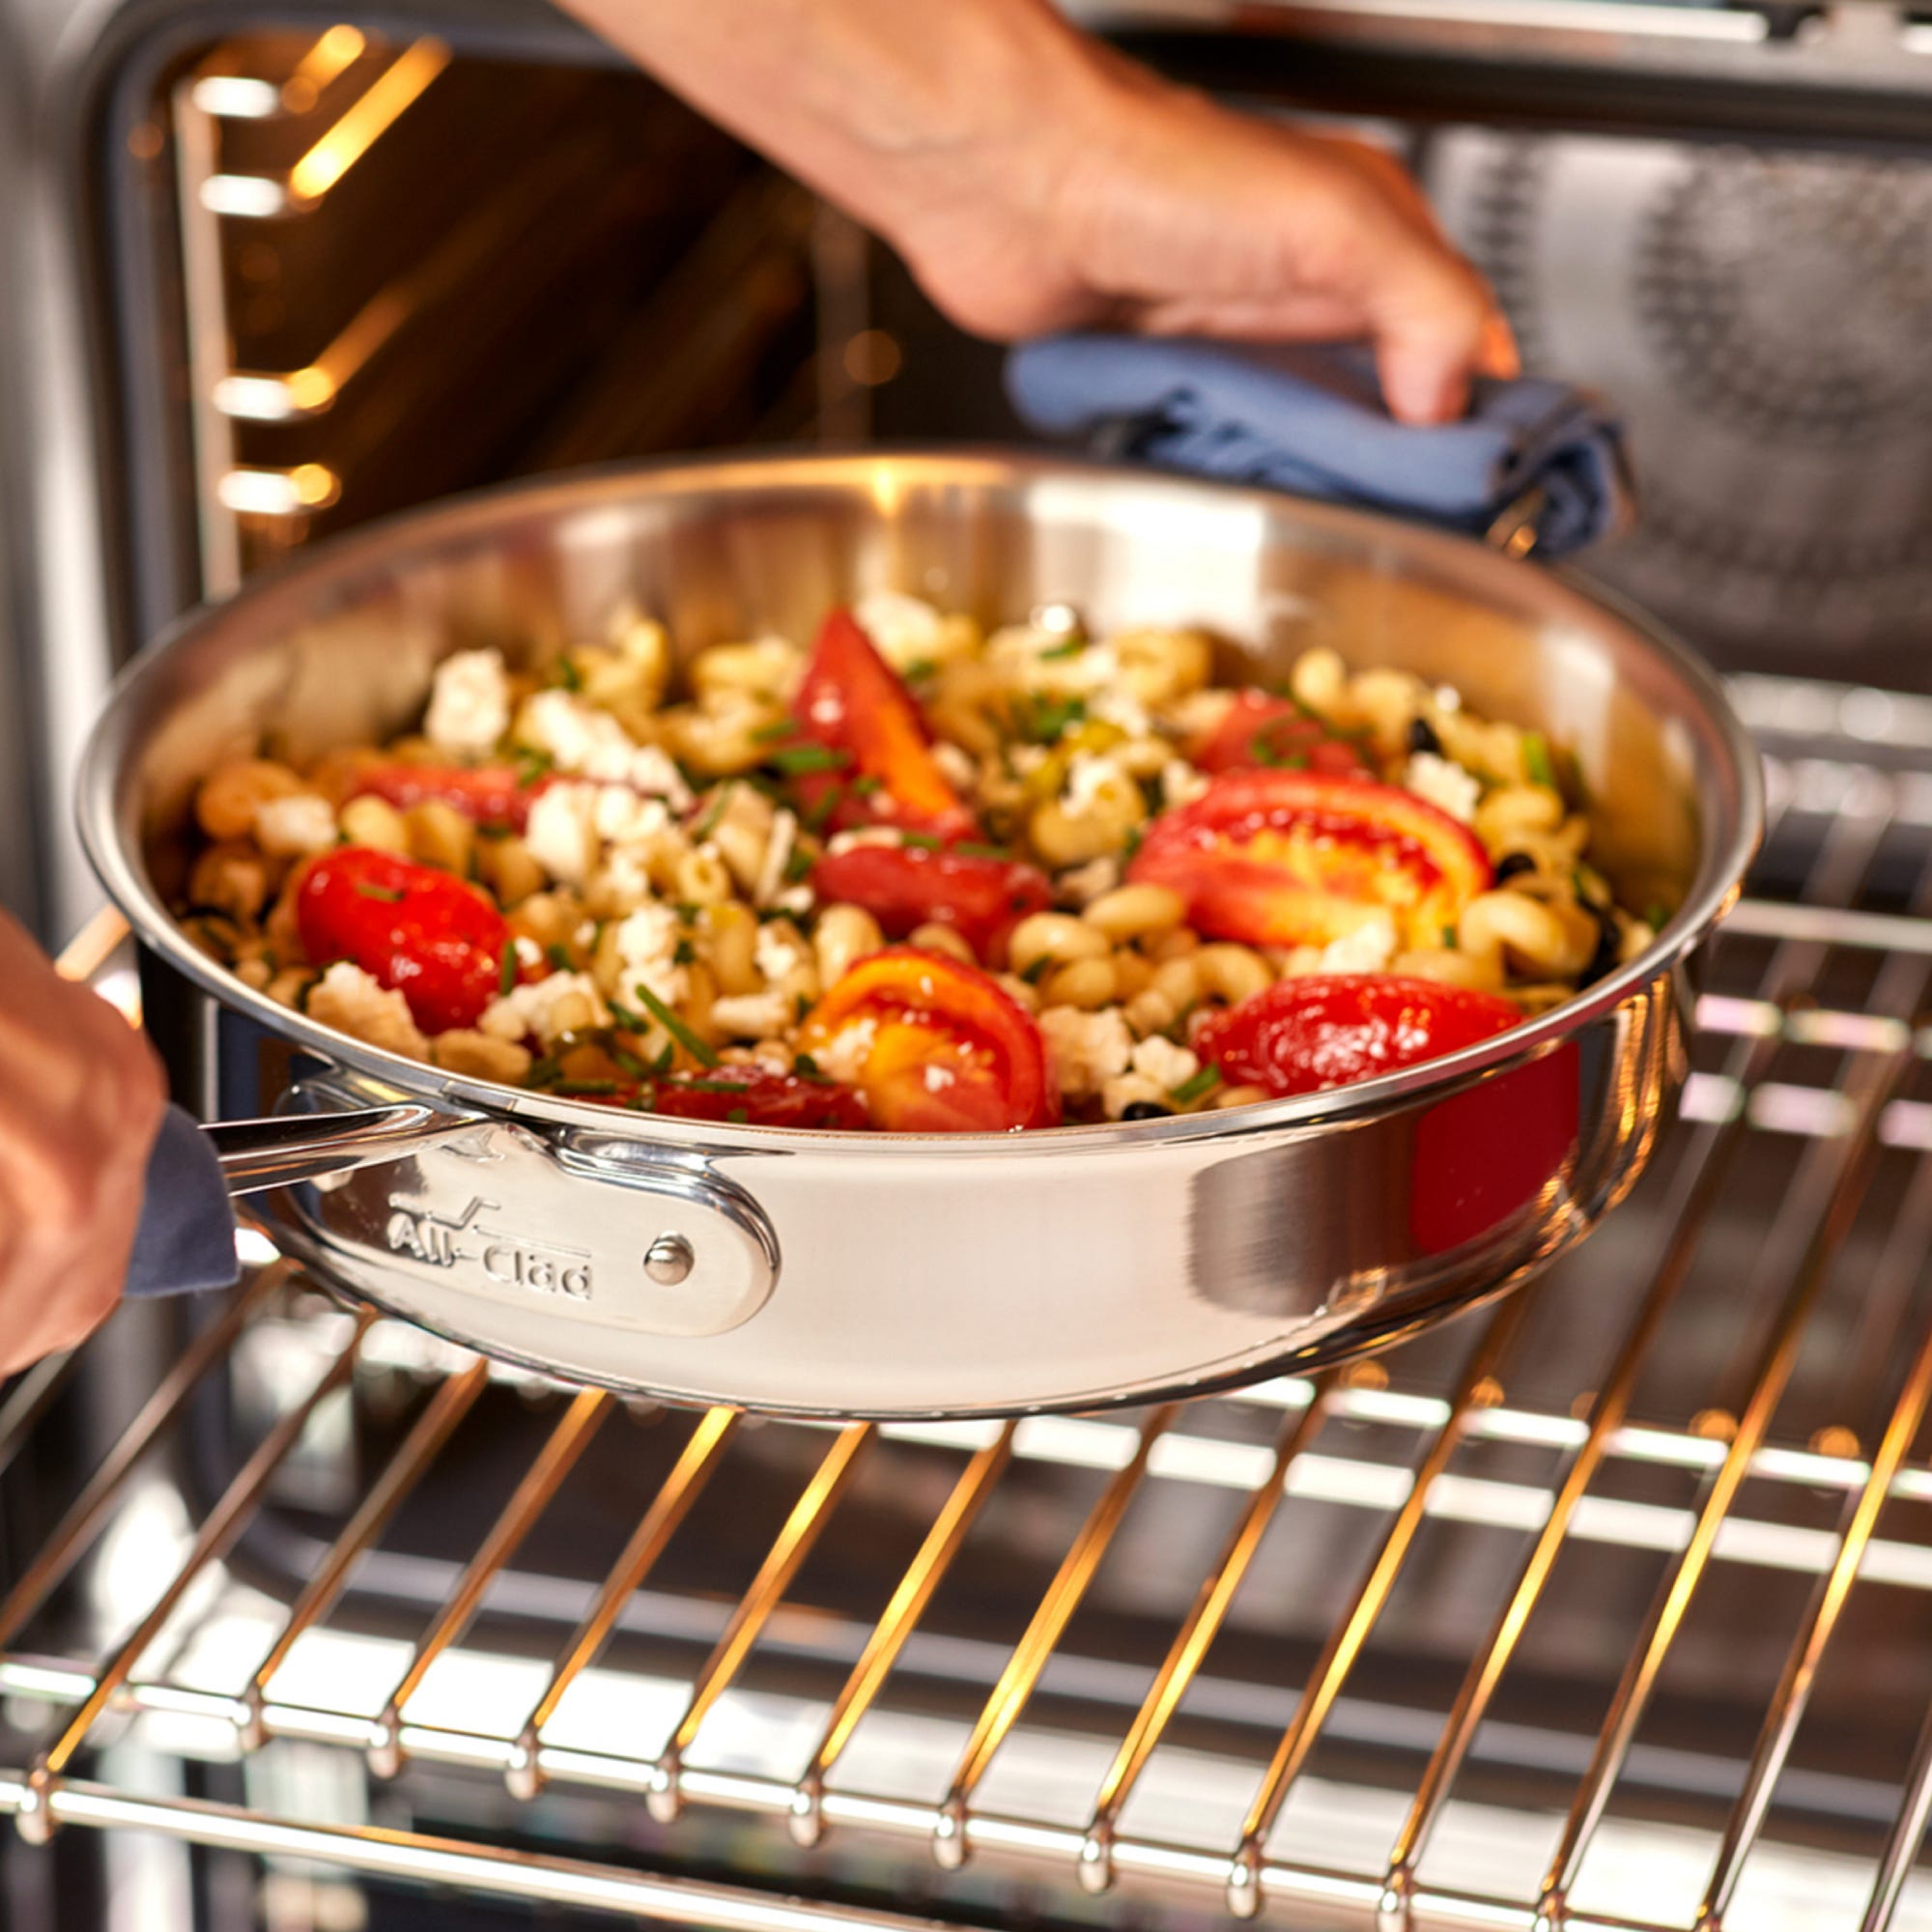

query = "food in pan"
[174,595,1661,1131]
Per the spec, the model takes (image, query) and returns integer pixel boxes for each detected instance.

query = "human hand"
[557,0,1512,424]
[0,908,166,1374]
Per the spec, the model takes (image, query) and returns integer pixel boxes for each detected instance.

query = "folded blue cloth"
[125,1104,240,1297]
[1006,337,1633,558]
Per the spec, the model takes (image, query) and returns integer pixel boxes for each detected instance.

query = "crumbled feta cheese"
[710,991,793,1038]
[933,741,979,791]
[773,884,814,918]
[478,971,610,1047]
[517,689,630,773]
[853,590,945,671]
[1434,685,1463,714]
[1317,915,1399,975]
[524,781,601,886]
[513,936,544,971]
[425,648,511,756]
[753,809,798,908]
[808,690,845,732]
[1062,753,1121,819]
[1130,1034,1199,1090]
[1404,751,1480,824]
[754,920,810,985]
[1009,744,1050,777]
[1101,1072,1166,1119]
[1090,688,1151,738]
[595,844,655,914]
[307,961,428,1059]
[611,902,687,1009]
[614,745,692,810]
[1160,759,1210,810]
[923,1063,956,1093]
[593,786,670,845]
[252,792,337,857]
[1057,855,1121,906]
[816,1015,878,1084]
[1039,1005,1133,1100]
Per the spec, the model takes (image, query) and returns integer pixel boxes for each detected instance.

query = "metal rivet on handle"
[644,1235,695,1287]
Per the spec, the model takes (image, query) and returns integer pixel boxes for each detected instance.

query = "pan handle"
[207,1103,484,1196]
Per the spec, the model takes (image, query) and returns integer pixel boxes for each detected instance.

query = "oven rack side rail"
[8,672,1932,1930]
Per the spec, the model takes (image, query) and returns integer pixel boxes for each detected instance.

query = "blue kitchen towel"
[126,1103,239,1297]
[1005,336,1633,557]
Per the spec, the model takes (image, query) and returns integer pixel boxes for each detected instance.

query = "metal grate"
[12,672,1932,1931]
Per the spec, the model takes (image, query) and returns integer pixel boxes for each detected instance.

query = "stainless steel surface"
[10,679,1932,1928]
[77,450,1758,1417]
[207,1102,480,1195]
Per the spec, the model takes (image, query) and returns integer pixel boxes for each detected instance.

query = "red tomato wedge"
[810,843,1051,962]
[1127,768,1491,950]
[641,1068,871,1130]
[297,845,508,1035]
[346,762,535,829]
[1195,691,1372,779]
[1194,974,1522,1097]
[796,946,1058,1132]
[788,609,975,838]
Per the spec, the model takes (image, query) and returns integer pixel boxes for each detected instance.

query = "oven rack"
[10,672,1932,1932]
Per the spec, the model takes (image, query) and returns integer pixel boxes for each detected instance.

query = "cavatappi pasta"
[172,594,1662,1131]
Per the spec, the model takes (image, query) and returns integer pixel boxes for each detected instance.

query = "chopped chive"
[1015,694,1087,744]
[795,990,812,1021]
[672,938,696,966]
[675,1076,751,1094]
[901,656,937,683]
[691,785,735,842]
[650,1042,675,1074]
[512,748,554,787]
[498,940,518,996]
[803,785,843,833]
[1122,823,1146,864]
[770,745,853,777]
[545,941,572,972]
[1642,899,1670,930]
[898,831,942,851]
[552,656,582,692]
[353,881,406,903]
[629,980,719,1066]
[1523,731,1555,789]
[1021,955,1053,984]
[953,840,1008,861]
[751,718,797,743]
[1170,1065,1221,1106]
[674,900,701,923]
[1440,925,1459,950]
[726,1106,751,1123]
[793,1052,825,1079]
[610,1045,651,1079]
[783,844,814,883]
[850,774,884,797]
[526,1055,565,1089]
[1037,638,1086,661]
[607,999,646,1032]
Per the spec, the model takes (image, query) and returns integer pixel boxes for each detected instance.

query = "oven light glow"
[189,77,282,120]
[212,370,335,422]
[199,175,290,218]
[235,1228,281,1269]
[289,41,449,204]
[216,464,340,516]
[282,26,368,112]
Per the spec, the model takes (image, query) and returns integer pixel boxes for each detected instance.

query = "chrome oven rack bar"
[12,671,1932,1931]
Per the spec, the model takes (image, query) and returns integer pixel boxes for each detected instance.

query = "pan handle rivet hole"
[643,1234,696,1287]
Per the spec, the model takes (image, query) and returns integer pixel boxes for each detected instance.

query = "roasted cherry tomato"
[796,946,1058,1132]
[810,843,1051,962]
[642,1067,871,1130]
[1194,974,1522,1096]
[787,609,974,838]
[297,845,508,1034]
[346,762,534,829]
[1195,691,1372,779]
[1127,768,1491,950]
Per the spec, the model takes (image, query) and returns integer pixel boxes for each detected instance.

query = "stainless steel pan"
[78,451,1761,1418]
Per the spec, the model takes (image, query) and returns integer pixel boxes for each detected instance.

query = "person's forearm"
[557,0,1110,254]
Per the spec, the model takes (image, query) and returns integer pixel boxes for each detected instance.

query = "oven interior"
[10,11,1932,1931]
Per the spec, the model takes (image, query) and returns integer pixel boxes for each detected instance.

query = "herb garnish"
[498,940,518,997]
[1169,1066,1221,1106]
[627,981,719,1066]
[354,882,406,903]
[770,745,853,777]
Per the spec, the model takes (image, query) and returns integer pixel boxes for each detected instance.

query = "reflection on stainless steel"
[207,1103,480,1194]
[76,452,1757,1416]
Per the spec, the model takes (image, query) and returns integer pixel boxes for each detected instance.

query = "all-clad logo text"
[381,1197,594,1302]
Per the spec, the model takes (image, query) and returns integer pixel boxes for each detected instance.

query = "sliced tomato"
[788,609,975,838]
[1127,768,1491,950]
[1194,974,1522,1096]
[297,845,508,1034]
[1195,691,1372,779]
[346,761,535,829]
[796,946,1057,1132]
[810,843,1051,962]
[642,1067,871,1130]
